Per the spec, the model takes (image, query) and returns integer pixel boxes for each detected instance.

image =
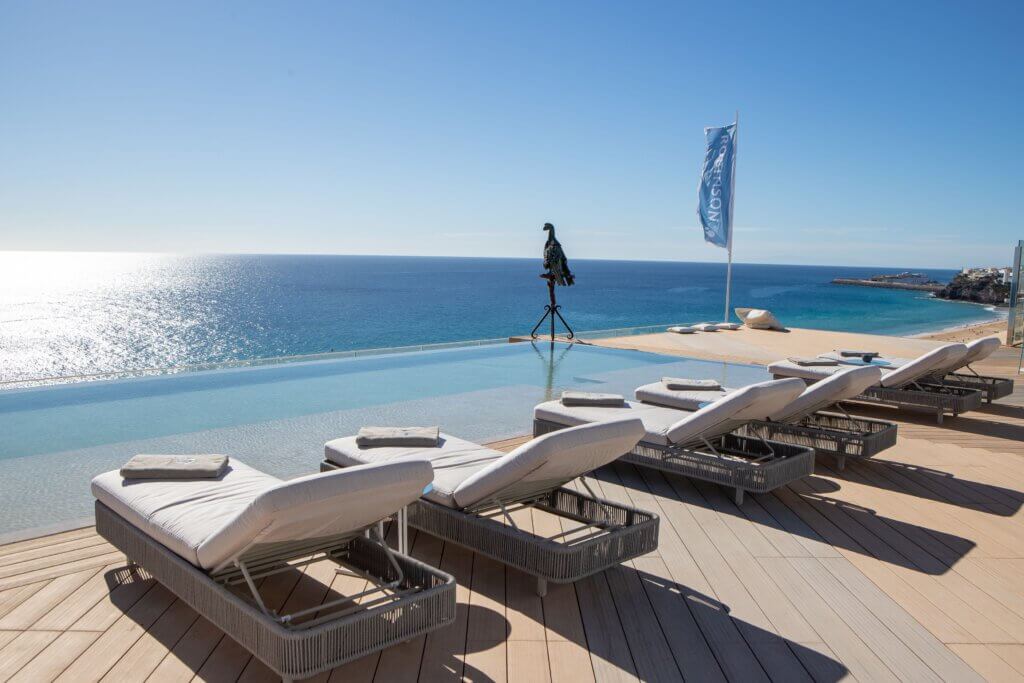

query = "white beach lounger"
[825,338,1011,403]
[768,343,983,423]
[533,378,815,504]
[322,419,659,596]
[93,459,455,681]
[635,366,897,469]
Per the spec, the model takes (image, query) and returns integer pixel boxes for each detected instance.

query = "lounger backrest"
[880,343,968,388]
[768,366,881,423]
[451,418,645,510]
[665,378,805,445]
[958,337,1000,369]
[198,460,433,571]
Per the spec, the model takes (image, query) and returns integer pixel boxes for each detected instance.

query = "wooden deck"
[2,348,1024,681]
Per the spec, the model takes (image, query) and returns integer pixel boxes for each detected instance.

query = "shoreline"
[915,315,1007,343]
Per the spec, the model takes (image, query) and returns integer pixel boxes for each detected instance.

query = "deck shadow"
[633,567,848,681]
[606,467,975,574]
[792,489,975,573]
[854,402,1024,443]
[103,558,509,681]
[824,458,1022,515]
[452,548,848,681]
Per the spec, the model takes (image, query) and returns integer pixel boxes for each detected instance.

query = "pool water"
[0,342,769,537]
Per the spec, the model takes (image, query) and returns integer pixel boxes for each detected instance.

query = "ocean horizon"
[0,252,1001,384]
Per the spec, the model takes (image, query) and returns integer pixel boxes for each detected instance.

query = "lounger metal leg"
[836,456,846,471]
[397,506,409,555]
[734,489,744,505]
[536,578,547,597]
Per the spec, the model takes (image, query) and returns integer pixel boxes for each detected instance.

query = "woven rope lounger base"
[939,372,1013,404]
[96,502,456,682]
[533,420,815,505]
[737,411,898,471]
[320,462,658,597]
[773,376,984,424]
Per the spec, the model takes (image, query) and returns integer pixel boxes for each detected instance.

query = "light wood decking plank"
[0,630,62,680]
[0,527,97,558]
[7,631,99,682]
[0,567,101,630]
[949,644,1024,682]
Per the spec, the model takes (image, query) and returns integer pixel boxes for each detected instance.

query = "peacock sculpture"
[542,223,575,286]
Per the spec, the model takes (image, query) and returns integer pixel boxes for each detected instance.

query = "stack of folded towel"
[560,391,626,407]
[661,377,721,390]
[356,426,441,447]
[120,454,230,480]
[787,357,839,366]
[837,349,879,361]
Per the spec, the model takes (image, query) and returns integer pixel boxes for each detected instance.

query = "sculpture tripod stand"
[530,274,575,342]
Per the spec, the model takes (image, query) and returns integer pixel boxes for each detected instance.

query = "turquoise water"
[0,342,769,537]
[0,253,999,384]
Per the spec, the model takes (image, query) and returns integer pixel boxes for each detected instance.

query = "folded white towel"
[561,391,626,407]
[667,326,697,334]
[788,357,839,367]
[356,426,440,447]
[121,454,229,480]
[661,377,722,391]
[838,349,879,359]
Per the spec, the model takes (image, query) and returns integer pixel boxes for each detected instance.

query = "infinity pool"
[0,341,769,538]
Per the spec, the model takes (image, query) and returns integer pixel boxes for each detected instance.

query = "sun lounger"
[769,343,983,423]
[635,366,897,469]
[824,338,1011,403]
[935,337,1013,402]
[93,459,455,682]
[322,419,659,597]
[533,378,815,504]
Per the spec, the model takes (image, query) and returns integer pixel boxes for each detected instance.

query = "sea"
[0,252,1001,384]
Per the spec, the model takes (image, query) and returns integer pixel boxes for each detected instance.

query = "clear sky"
[1,1,1021,268]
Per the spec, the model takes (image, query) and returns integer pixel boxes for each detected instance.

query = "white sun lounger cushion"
[325,434,503,507]
[770,343,968,389]
[878,343,967,388]
[326,421,644,510]
[639,367,879,423]
[960,337,1001,366]
[539,379,804,447]
[534,400,694,446]
[865,338,999,376]
[635,382,732,410]
[661,378,804,444]
[451,419,645,509]
[768,366,881,422]
[93,458,433,571]
[767,360,847,381]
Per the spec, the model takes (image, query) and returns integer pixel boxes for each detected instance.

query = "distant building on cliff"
[961,266,1012,283]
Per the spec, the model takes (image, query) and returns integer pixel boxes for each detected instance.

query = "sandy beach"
[587,316,1010,367]
[918,317,1007,343]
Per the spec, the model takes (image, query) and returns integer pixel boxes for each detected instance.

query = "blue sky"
[1,1,1020,268]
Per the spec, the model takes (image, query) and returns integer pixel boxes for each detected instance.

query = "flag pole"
[724,110,738,322]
